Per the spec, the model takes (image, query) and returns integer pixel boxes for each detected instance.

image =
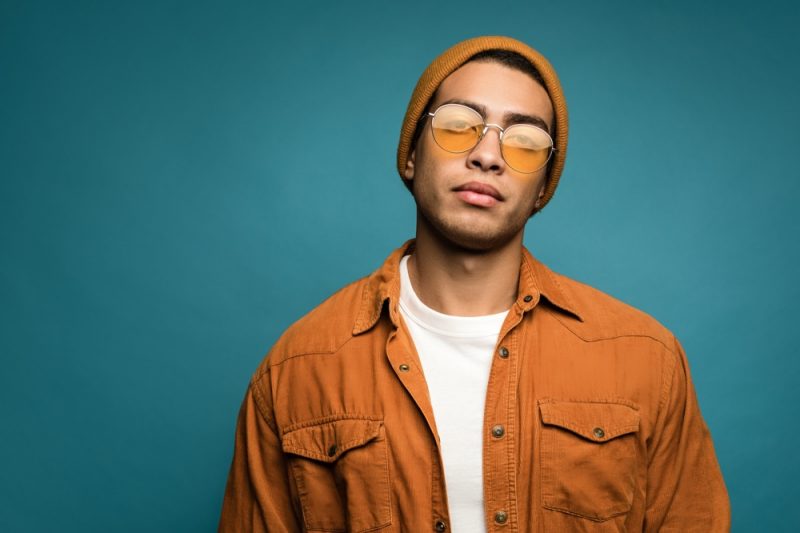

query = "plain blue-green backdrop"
[2,0,798,531]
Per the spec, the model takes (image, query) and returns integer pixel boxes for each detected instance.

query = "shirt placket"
[483,292,537,532]
[385,310,451,532]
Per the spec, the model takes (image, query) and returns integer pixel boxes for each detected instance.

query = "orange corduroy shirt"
[219,240,730,532]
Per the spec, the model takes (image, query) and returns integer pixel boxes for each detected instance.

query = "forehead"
[430,61,554,128]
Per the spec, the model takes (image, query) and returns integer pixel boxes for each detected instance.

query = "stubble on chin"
[415,195,531,253]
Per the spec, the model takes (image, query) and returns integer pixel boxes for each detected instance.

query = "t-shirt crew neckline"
[399,255,509,338]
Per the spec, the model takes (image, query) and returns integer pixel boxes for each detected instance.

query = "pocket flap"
[539,400,640,442]
[281,417,383,462]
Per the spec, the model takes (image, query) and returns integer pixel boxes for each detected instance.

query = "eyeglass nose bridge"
[478,122,506,145]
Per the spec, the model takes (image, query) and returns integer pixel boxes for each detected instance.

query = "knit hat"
[397,36,568,211]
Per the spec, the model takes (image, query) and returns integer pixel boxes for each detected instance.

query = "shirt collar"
[353,239,583,336]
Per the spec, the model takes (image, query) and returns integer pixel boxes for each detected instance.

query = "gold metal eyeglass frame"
[426,103,556,173]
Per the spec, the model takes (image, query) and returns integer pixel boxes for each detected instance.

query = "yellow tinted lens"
[501,124,553,173]
[431,104,483,152]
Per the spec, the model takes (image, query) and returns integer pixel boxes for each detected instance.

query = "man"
[219,36,730,532]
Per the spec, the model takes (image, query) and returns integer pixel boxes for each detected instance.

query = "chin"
[427,213,525,253]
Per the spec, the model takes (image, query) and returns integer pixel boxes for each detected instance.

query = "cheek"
[513,173,547,199]
[416,132,466,173]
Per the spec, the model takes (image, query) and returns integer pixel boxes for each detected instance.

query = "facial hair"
[413,186,535,253]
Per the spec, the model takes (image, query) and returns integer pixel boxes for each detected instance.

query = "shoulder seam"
[249,375,279,434]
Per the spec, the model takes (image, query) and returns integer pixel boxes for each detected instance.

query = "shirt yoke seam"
[261,333,358,371]
[550,312,676,353]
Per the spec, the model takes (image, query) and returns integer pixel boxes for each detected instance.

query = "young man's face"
[404,60,554,252]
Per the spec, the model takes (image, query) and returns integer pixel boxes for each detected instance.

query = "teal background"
[1,0,798,531]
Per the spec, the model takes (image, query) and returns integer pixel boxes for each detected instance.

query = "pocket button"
[592,427,605,439]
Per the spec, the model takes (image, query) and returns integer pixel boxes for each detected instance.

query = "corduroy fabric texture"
[397,36,568,210]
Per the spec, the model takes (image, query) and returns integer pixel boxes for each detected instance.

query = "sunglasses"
[426,103,555,174]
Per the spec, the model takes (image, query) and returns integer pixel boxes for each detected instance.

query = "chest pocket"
[539,399,641,522]
[281,416,392,532]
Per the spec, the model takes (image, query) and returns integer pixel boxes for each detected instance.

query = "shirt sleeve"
[644,338,731,532]
[218,373,300,533]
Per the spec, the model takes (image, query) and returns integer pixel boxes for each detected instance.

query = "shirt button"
[434,519,447,531]
[491,425,505,438]
[593,427,605,439]
[523,295,533,302]
[399,364,410,372]
[327,444,337,457]
[494,511,508,524]
[498,347,509,358]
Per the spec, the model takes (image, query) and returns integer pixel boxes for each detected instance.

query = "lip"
[452,181,504,207]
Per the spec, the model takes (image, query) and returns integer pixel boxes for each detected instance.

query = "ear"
[533,182,547,209]
[403,150,416,180]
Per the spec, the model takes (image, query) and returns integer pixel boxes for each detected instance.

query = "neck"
[409,219,524,316]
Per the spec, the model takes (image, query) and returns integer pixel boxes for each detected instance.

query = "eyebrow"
[439,98,551,134]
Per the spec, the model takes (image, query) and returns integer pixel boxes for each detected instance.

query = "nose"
[467,124,505,174]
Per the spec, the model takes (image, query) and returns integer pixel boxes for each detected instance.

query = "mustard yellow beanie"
[396,36,568,210]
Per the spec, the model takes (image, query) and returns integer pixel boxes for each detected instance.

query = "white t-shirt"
[398,255,508,533]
